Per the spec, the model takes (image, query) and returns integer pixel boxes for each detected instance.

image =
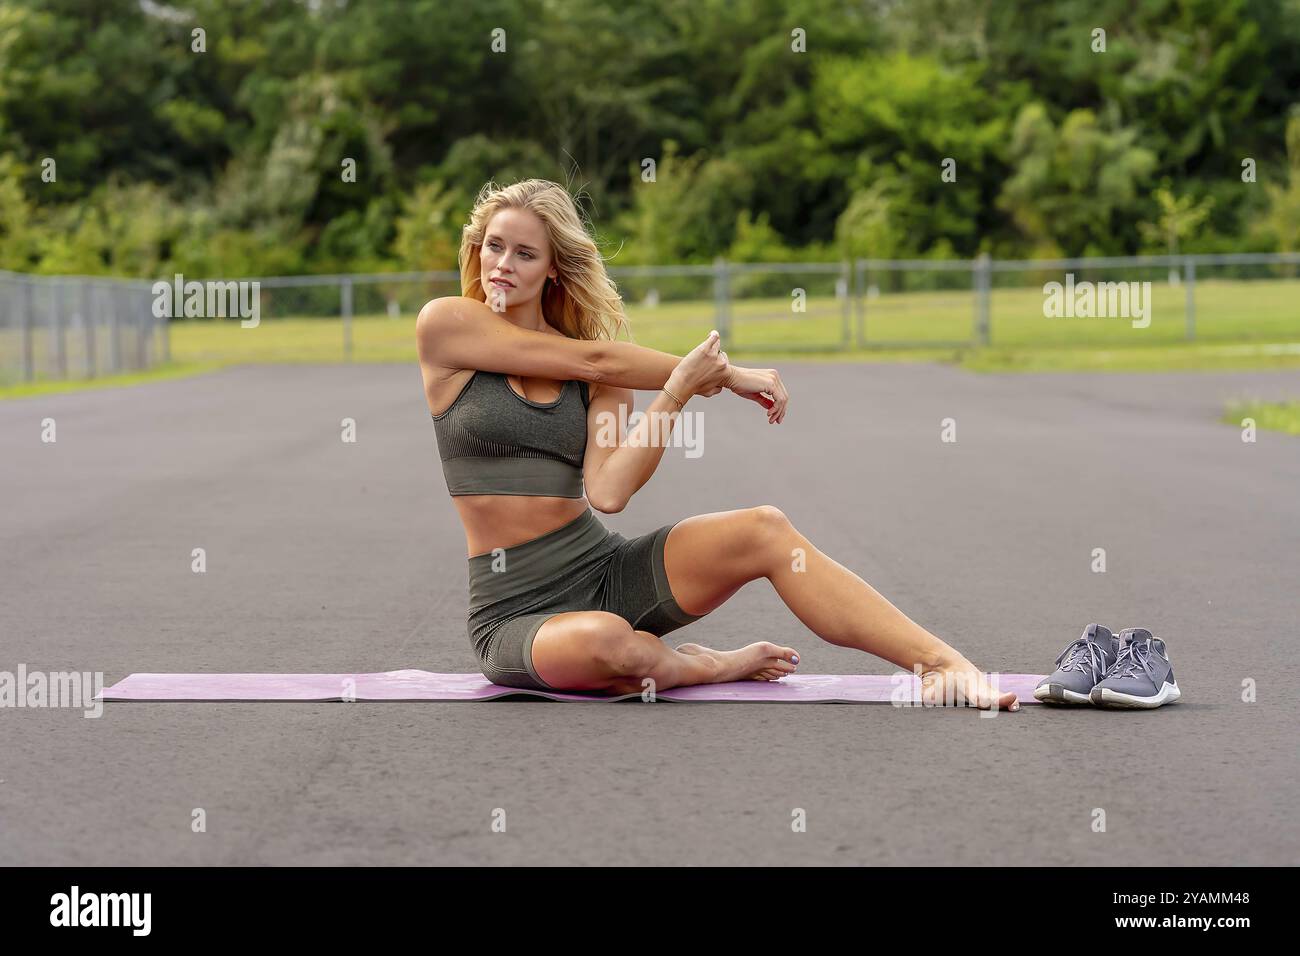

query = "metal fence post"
[159,281,171,363]
[712,257,730,348]
[22,275,35,382]
[81,279,96,379]
[1184,257,1196,341]
[974,253,992,346]
[53,280,68,379]
[108,281,121,374]
[136,288,147,370]
[839,260,852,350]
[341,275,354,361]
[854,259,866,349]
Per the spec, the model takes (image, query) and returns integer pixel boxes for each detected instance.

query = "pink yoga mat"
[98,670,1046,704]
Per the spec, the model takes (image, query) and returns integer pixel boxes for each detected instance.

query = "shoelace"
[1056,634,1110,679]
[1107,638,1160,681]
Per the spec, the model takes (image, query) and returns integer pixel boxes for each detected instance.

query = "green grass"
[1222,400,1300,435]
[705,278,1300,348]
[958,342,1300,372]
[0,360,226,399]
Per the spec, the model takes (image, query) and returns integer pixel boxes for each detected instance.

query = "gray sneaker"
[1090,628,1181,708]
[1034,623,1120,704]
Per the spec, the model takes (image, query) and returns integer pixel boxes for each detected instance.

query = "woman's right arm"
[417,295,687,391]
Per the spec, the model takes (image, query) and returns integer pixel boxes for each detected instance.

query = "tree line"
[1,0,1298,279]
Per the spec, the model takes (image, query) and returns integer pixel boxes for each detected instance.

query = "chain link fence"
[2,253,1297,383]
[0,271,167,387]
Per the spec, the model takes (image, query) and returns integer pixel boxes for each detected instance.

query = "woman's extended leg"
[662,505,1019,710]
[530,610,799,694]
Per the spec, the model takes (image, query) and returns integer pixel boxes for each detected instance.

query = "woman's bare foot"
[677,642,799,683]
[918,663,1020,711]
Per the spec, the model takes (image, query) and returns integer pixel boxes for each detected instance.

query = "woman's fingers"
[765,370,787,423]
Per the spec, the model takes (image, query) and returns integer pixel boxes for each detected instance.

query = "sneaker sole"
[1090,681,1181,709]
[1033,683,1093,705]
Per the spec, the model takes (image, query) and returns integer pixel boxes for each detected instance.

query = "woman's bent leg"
[530,610,796,694]
[660,505,1019,710]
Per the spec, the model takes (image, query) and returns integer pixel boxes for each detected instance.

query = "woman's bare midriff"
[454,494,590,558]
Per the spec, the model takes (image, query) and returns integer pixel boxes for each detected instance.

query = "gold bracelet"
[661,385,684,409]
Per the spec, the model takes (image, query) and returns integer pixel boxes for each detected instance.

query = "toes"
[757,642,799,665]
[919,671,1016,709]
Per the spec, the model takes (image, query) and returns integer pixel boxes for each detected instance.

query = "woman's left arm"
[581,383,691,514]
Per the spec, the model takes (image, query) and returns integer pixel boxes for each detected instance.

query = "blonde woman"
[416,179,1019,711]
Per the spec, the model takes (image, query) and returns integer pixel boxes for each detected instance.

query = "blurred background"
[2,0,1299,389]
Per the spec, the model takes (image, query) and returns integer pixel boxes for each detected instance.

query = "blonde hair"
[458,179,632,342]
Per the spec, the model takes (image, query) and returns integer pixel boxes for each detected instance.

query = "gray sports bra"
[431,369,590,497]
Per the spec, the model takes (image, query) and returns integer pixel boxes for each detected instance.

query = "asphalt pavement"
[2,361,1296,865]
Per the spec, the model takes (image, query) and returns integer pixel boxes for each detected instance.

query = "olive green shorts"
[466,507,704,690]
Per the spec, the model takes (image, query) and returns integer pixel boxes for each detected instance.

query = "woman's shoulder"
[417,295,491,326]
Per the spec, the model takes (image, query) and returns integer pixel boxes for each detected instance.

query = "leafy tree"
[392,180,462,272]
[0,154,40,269]
[1257,111,1300,252]
[1139,183,1216,255]
[814,51,1018,256]
[1,0,1298,275]
[998,103,1158,255]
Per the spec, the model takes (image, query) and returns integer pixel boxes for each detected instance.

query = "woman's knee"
[562,612,654,680]
[749,504,794,550]
[538,613,655,681]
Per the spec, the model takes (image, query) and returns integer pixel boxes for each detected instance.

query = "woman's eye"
[486,241,531,260]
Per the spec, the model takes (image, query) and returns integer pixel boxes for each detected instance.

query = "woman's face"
[479,208,556,311]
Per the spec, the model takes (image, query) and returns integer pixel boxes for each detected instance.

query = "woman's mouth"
[490,278,514,289]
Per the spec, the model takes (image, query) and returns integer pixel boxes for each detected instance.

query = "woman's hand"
[666,330,732,400]
[722,365,787,424]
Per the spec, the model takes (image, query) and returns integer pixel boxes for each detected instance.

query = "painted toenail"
[791,655,799,664]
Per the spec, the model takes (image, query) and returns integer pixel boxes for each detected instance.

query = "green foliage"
[998,104,1158,256]
[0,153,40,269]
[836,178,907,260]
[392,181,462,272]
[610,141,754,265]
[0,0,1297,276]
[1139,183,1216,255]
[816,51,1018,257]
[1257,112,1300,252]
